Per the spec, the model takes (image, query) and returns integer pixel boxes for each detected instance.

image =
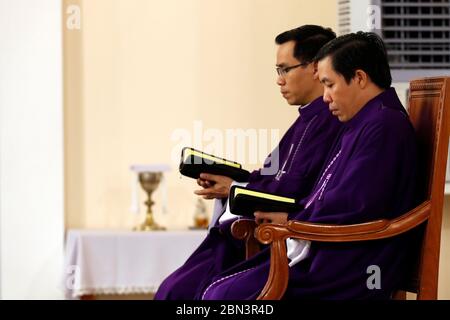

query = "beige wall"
[64,0,85,228]
[63,0,337,230]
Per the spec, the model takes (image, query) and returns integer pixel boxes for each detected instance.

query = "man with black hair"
[201,32,418,300]
[155,25,341,300]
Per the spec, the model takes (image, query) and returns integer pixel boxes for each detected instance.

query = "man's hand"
[197,177,213,189]
[254,211,288,225]
[194,173,234,199]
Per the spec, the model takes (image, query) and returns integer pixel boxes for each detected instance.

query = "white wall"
[0,0,64,299]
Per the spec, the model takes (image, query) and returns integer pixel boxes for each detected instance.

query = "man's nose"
[323,91,332,104]
[277,75,286,86]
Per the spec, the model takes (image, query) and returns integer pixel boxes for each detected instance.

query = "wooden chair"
[231,76,450,300]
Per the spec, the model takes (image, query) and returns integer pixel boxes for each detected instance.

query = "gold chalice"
[134,171,165,231]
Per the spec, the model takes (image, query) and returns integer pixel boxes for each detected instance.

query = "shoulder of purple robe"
[248,108,342,199]
[293,106,417,224]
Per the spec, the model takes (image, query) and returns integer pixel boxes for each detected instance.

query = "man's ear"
[354,69,368,88]
[312,61,319,80]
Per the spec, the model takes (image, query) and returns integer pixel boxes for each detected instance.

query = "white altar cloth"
[63,229,206,298]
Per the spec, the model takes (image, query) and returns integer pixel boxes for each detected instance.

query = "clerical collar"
[297,96,326,122]
[300,103,311,110]
[345,87,404,129]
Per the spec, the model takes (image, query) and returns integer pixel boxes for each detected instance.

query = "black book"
[229,185,302,217]
[179,147,251,182]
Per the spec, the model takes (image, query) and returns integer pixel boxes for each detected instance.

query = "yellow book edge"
[183,148,241,169]
[234,187,295,204]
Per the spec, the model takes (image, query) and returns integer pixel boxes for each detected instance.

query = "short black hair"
[275,25,336,63]
[314,31,392,89]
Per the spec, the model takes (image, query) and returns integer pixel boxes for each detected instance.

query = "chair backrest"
[402,77,450,299]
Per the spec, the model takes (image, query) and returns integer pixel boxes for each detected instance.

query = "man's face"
[317,56,361,122]
[276,41,316,106]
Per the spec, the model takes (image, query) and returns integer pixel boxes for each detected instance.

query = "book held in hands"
[229,185,302,217]
[179,147,250,182]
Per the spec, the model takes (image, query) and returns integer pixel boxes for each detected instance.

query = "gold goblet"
[134,171,165,231]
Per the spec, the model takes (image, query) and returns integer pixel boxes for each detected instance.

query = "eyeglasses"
[276,62,309,78]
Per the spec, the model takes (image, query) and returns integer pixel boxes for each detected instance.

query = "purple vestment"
[154,96,342,300]
[201,88,419,300]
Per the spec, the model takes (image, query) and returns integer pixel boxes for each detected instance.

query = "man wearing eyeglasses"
[155,25,342,300]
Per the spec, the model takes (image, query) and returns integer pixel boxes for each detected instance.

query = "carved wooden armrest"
[253,201,430,300]
[231,219,260,259]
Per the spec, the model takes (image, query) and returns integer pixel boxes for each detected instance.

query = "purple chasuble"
[154,97,342,300]
[201,88,419,300]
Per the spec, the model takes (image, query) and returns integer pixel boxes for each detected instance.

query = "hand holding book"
[194,173,234,199]
[254,210,288,225]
